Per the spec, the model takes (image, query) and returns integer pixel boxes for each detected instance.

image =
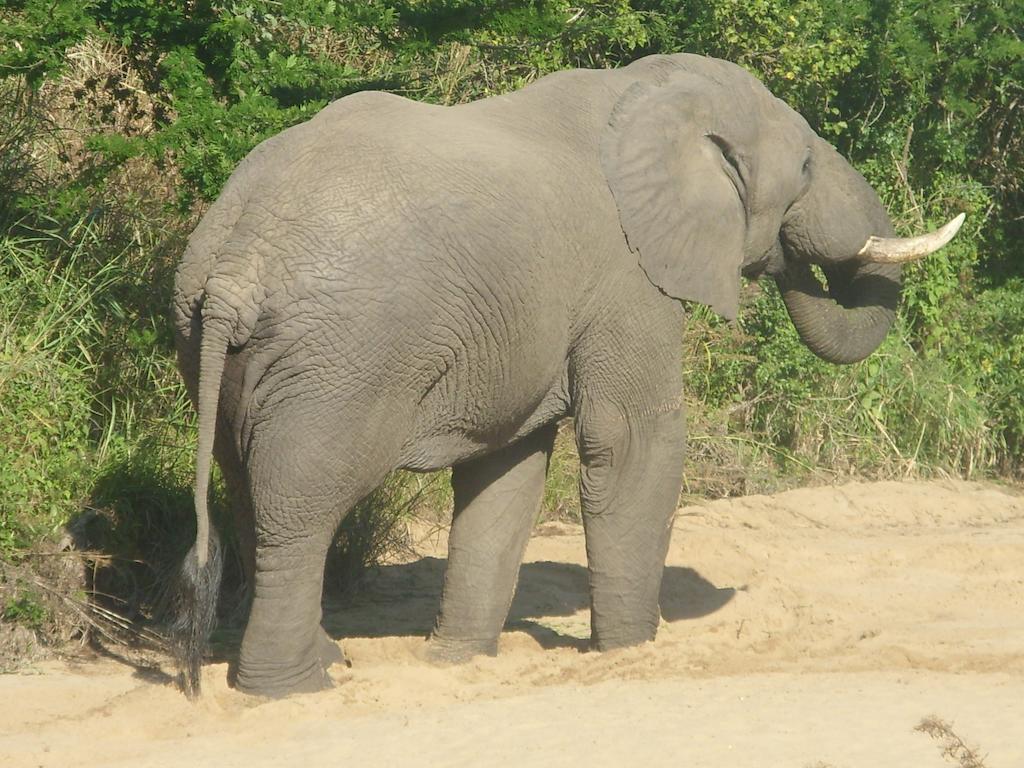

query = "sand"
[2,479,1022,767]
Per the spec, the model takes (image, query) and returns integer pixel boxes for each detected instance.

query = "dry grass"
[39,37,163,145]
[1,541,170,673]
[32,37,186,232]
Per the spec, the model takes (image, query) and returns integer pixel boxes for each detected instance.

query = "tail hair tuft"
[169,528,223,699]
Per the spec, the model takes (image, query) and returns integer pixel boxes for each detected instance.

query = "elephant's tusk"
[856,213,966,264]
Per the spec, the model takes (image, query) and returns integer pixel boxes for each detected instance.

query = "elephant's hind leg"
[428,423,557,662]
[236,414,394,697]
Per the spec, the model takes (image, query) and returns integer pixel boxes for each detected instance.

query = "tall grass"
[0,225,118,552]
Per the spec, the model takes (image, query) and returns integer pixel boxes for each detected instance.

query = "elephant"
[171,52,963,698]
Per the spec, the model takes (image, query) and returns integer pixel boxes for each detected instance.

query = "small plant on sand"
[915,716,989,768]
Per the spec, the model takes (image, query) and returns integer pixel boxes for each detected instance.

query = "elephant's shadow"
[320,558,736,651]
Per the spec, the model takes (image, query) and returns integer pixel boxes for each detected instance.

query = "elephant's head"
[601,57,963,364]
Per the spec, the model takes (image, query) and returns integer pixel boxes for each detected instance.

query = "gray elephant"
[172,52,962,698]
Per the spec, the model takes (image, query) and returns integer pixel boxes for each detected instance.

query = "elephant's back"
[231,88,610,320]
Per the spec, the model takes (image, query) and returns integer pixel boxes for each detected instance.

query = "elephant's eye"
[801,149,813,178]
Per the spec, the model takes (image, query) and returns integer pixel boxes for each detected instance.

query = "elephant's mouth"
[742,239,786,281]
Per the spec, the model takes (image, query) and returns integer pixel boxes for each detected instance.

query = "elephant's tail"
[171,302,235,699]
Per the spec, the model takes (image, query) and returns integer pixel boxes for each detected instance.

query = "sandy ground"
[2,479,1023,767]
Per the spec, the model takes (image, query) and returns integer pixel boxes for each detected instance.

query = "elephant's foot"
[590,618,659,652]
[234,658,334,698]
[423,632,498,664]
[234,628,344,698]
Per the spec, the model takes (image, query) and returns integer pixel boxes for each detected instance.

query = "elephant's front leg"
[571,298,687,651]
[428,424,557,662]
[576,402,686,650]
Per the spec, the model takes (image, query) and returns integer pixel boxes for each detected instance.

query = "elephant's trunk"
[775,138,961,365]
[775,259,900,364]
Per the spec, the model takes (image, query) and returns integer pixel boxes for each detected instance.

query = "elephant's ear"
[601,76,748,320]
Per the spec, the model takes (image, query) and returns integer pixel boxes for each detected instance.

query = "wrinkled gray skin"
[173,53,902,698]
